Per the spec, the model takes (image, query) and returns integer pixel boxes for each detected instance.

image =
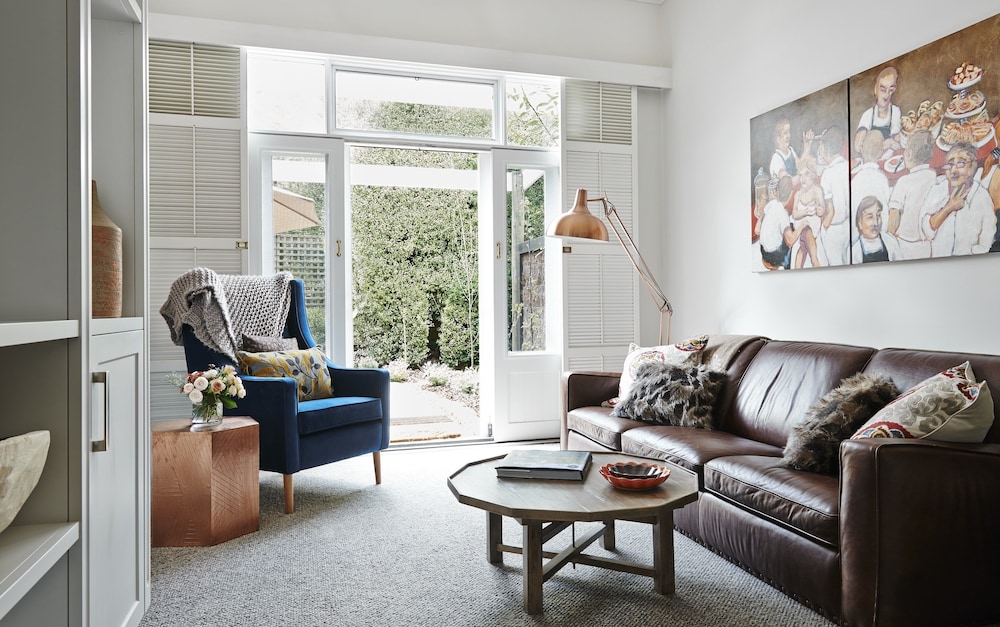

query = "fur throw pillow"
[613,361,726,429]
[782,372,900,475]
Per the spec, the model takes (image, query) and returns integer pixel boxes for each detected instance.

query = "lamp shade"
[546,188,609,241]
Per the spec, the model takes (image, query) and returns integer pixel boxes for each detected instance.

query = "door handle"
[92,372,109,452]
[337,239,342,257]
[496,242,502,259]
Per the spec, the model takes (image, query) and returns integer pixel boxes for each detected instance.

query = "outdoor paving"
[388,381,481,443]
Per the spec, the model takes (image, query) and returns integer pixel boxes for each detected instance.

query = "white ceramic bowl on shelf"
[0,430,50,535]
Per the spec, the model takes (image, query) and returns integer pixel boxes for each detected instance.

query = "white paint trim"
[149,13,672,88]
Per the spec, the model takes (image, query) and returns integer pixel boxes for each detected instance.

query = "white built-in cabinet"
[0,0,149,624]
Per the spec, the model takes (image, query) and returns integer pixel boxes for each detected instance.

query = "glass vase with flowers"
[168,365,246,429]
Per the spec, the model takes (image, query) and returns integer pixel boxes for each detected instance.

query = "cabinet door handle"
[92,372,109,453]
[336,239,342,257]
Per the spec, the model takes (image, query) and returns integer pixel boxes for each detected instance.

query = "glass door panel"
[507,167,548,353]
[268,152,328,350]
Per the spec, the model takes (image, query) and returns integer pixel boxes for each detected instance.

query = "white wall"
[662,0,1000,353]
[149,0,671,86]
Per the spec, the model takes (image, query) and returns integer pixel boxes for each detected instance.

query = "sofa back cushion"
[862,348,1000,443]
[724,341,877,448]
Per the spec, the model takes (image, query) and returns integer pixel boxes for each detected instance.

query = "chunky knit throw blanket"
[160,268,293,361]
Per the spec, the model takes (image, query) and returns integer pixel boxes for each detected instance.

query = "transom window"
[335,70,496,140]
[247,52,559,148]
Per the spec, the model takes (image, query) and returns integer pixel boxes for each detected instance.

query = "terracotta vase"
[91,180,122,318]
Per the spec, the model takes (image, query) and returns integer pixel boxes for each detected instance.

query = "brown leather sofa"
[562,338,1000,627]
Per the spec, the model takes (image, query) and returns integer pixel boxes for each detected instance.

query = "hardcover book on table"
[495,449,593,480]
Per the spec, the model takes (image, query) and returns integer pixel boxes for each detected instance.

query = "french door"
[480,149,563,441]
[249,134,351,364]
[253,138,565,442]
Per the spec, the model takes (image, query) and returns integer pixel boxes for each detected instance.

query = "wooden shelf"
[92,0,141,23]
[0,523,80,620]
[0,321,79,348]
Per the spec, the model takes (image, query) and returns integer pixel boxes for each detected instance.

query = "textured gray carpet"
[140,442,835,627]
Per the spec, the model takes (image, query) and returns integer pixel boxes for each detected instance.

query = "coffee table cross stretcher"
[447,452,699,614]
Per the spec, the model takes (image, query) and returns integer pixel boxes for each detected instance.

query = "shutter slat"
[193,43,240,118]
[149,125,195,237]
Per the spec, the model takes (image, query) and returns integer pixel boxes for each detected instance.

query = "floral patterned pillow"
[237,347,334,401]
[851,362,994,442]
[608,335,709,407]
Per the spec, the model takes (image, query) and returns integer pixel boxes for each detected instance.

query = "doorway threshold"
[387,437,558,451]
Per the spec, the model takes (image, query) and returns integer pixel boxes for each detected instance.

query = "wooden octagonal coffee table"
[448,451,698,614]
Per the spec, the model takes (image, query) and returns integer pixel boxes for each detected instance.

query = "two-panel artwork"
[750,13,1000,271]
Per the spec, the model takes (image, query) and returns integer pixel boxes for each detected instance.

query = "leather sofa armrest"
[840,438,1000,627]
[561,371,620,449]
[565,371,621,411]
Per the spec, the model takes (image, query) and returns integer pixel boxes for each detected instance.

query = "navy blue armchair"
[182,279,390,513]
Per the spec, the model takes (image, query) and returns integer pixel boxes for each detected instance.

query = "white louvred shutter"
[149,247,243,420]
[149,125,194,237]
[565,252,635,345]
[564,81,602,143]
[149,248,196,363]
[598,84,632,145]
[561,80,638,372]
[149,248,244,365]
[148,40,240,118]
[193,44,240,118]
[564,80,632,145]
[149,40,192,115]
[193,128,242,237]
[149,126,241,238]
[148,38,245,407]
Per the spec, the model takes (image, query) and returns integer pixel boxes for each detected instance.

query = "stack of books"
[495,449,593,480]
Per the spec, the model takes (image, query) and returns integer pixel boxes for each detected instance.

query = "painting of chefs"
[750,82,850,271]
[848,12,1000,262]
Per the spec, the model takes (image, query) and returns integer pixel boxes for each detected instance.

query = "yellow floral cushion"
[237,347,334,401]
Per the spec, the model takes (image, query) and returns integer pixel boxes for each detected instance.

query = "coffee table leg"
[602,519,616,550]
[487,512,502,564]
[652,510,675,595]
[523,521,544,614]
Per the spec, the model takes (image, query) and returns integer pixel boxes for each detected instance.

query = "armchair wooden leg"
[283,474,294,514]
[373,451,382,485]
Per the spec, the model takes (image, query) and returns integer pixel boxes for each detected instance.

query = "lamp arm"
[598,198,674,343]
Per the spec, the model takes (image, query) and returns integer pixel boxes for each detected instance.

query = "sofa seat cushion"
[566,406,644,451]
[297,396,383,435]
[621,426,783,479]
[704,455,839,546]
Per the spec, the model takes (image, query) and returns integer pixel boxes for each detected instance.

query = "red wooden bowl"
[599,462,670,490]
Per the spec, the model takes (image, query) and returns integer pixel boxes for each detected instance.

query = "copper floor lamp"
[547,188,673,344]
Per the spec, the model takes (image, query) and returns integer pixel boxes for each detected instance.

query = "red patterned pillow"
[852,362,994,442]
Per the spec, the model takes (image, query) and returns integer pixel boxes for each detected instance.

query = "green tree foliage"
[351,180,479,368]
[343,100,492,139]
[506,82,560,148]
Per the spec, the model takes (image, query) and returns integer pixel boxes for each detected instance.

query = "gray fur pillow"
[612,361,726,428]
[782,372,900,475]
